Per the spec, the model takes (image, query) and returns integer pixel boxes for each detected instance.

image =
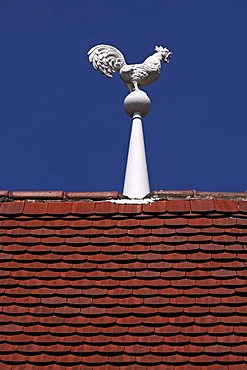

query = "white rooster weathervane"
[88,44,173,199]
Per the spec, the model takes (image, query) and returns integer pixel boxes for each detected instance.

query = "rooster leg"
[133,81,141,92]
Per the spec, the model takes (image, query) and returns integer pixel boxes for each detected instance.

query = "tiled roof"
[0,190,247,369]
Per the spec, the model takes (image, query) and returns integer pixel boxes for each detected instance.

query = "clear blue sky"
[0,0,246,193]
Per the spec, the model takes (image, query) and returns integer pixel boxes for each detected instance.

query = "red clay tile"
[142,200,167,214]
[118,204,143,214]
[190,200,215,213]
[93,235,114,245]
[204,344,230,355]
[236,218,247,226]
[27,353,55,364]
[166,200,190,213]
[71,201,95,214]
[103,227,126,236]
[196,191,247,199]
[6,227,29,236]
[0,252,13,261]
[190,335,216,345]
[0,201,25,215]
[188,234,211,242]
[54,306,80,315]
[151,227,175,236]
[65,236,90,245]
[189,217,213,226]
[213,200,239,213]
[217,354,244,364]
[135,353,163,364]
[214,218,237,227]
[23,202,48,215]
[40,296,67,306]
[166,235,188,243]
[11,364,35,370]
[212,234,237,243]
[238,270,247,278]
[140,218,164,227]
[65,191,120,200]
[0,190,9,197]
[232,344,247,354]
[177,365,200,370]
[163,218,188,226]
[46,202,72,215]
[1,353,27,364]
[165,334,189,345]
[190,354,217,364]
[94,201,119,214]
[30,228,54,237]
[10,191,64,199]
[16,235,40,244]
[238,201,247,213]
[0,324,24,334]
[151,190,195,198]
[142,235,163,244]
[17,343,44,354]
[228,365,247,370]
[124,344,150,355]
[176,226,200,235]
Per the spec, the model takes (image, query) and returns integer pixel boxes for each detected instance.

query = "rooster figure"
[88,44,172,92]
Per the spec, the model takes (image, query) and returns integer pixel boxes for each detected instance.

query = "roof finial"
[88,44,172,198]
[88,44,172,91]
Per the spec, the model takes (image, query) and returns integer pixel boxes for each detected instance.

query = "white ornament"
[87,44,173,199]
[88,44,172,92]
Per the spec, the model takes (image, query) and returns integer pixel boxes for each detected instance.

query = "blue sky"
[0,0,246,193]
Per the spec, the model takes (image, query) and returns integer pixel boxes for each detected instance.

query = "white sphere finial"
[124,90,151,118]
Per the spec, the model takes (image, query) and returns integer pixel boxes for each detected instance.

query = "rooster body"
[88,45,172,91]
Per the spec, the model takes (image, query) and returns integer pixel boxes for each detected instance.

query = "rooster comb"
[155,45,169,53]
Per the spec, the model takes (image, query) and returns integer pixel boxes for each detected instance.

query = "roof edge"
[1,190,247,202]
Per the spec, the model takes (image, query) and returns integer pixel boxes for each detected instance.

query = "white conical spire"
[123,91,151,199]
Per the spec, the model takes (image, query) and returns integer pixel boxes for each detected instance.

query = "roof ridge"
[149,190,247,201]
[0,191,122,201]
[0,190,247,201]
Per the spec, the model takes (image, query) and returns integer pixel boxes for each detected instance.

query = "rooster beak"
[164,52,172,63]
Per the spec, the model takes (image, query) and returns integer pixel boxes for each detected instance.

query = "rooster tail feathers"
[88,44,126,78]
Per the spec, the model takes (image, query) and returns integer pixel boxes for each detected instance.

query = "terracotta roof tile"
[167,200,191,213]
[118,203,143,214]
[0,192,246,368]
[23,202,48,215]
[151,190,195,198]
[94,201,119,214]
[71,201,95,215]
[213,199,239,213]
[0,201,25,215]
[9,191,64,199]
[190,199,215,213]
[0,190,9,197]
[142,201,167,214]
[65,191,120,200]
[46,201,72,215]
